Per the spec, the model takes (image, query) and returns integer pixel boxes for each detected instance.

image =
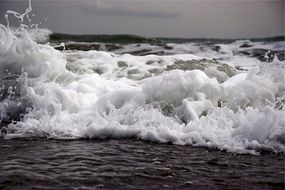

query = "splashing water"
[0,0,284,154]
[4,0,51,43]
[5,0,32,29]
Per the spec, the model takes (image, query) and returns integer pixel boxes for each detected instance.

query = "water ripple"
[0,138,284,190]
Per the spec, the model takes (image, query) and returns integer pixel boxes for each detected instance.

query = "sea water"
[0,0,284,155]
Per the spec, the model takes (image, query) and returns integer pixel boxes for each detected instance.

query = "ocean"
[0,138,284,190]
[0,3,285,189]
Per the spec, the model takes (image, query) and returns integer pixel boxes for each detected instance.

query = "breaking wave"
[0,1,284,154]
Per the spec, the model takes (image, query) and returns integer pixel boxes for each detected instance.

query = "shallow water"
[0,138,284,190]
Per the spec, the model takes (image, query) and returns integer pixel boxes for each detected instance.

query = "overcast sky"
[0,0,284,38]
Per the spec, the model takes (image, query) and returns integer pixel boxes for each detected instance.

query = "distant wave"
[49,32,285,44]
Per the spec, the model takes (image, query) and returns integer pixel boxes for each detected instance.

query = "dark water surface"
[0,138,284,190]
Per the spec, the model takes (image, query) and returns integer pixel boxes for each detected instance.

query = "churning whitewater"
[0,3,284,154]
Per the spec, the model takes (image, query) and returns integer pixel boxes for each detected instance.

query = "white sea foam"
[114,40,285,70]
[0,3,285,154]
[25,28,52,43]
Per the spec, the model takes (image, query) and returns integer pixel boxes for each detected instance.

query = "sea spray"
[4,0,52,43]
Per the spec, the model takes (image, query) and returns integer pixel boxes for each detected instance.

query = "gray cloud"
[80,2,181,18]
[0,0,283,38]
